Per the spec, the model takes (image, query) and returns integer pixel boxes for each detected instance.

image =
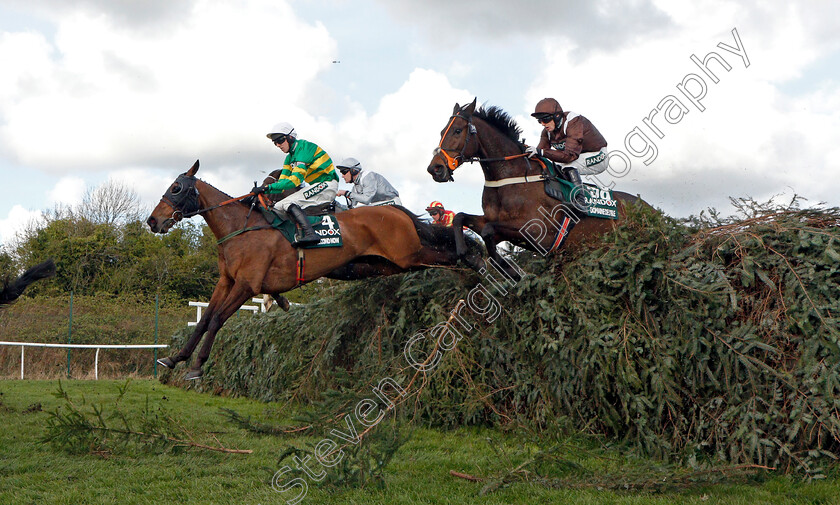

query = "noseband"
[158,173,201,229]
[435,112,478,173]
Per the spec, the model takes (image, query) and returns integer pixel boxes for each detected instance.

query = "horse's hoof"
[184,369,203,381]
[157,357,176,369]
[463,254,485,273]
[277,296,291,312]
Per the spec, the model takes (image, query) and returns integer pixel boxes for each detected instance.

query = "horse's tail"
[0,259,56,307]
[392,206,483,257]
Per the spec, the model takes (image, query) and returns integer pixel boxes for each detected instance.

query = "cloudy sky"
[1,0,839,246]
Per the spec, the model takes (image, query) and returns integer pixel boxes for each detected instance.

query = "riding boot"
[287,204,321,247]
[562,167,588,211]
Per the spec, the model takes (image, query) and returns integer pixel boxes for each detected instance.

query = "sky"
[1,0,839,247]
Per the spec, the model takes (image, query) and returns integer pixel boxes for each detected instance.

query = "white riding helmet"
[337,157,363,175]
[266,122,297,142]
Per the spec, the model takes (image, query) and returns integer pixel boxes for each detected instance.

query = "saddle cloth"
[541,158,618,220]
[259,207,343,248]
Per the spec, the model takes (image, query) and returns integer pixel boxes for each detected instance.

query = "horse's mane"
[473,105,522,144]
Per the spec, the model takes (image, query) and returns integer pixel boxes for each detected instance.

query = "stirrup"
[293,232,320,247]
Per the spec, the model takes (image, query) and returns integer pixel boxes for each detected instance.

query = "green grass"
[0,379,837,505]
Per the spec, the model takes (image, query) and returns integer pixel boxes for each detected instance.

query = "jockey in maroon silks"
[527,98,608,208]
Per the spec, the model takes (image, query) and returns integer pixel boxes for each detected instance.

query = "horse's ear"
[187,160,199,177]
[464,98,477,115]
[452,102,461,114]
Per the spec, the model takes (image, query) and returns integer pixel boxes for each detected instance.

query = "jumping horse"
[427,99,648,278]
[148,161,475,379]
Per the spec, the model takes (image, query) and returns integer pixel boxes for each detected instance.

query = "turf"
[0,379,837,505]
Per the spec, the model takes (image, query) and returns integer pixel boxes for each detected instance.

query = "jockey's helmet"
[426,201,445,212]
[531,98,564,125]
[337,157,363,176]
[266,122,298,145]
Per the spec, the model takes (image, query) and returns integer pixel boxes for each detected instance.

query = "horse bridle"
[158,173,201,229]
[435,111,537,175]
[434,111,478,175]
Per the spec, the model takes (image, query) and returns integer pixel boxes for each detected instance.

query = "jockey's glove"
[252,185,267,195]
[525,145,542,158]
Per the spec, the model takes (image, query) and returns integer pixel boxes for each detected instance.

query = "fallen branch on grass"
[40,380,251,456]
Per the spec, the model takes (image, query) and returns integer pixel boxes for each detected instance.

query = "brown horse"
[147,160,474,379]
[427,99,648,278]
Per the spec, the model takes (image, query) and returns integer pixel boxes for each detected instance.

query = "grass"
[0,379,837,505]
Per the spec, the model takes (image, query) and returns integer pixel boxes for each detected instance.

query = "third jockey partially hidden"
[526,97,608,209]
[254,122,338,247]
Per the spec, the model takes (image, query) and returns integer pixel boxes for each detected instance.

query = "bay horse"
[0,259,56,307]
[148,161,474,379]
[427,99,648,279]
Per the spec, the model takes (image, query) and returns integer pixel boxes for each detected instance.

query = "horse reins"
[159,174,274,241]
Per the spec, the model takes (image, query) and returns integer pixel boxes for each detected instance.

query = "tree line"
[1,180,218,301]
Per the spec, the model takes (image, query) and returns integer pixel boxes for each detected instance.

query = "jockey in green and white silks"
[254,122,339,247]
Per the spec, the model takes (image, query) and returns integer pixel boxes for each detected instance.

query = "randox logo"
[551,141,566,151]
[303,182,328,199]
[585,151,606,167]
[585,186,617,207]
[316,216,341,236]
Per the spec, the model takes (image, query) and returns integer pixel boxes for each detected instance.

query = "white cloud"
[0,205,44,247]
[0,0,336,171]
[47,176,86,208]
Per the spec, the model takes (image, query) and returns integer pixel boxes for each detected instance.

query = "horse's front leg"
[158,276,233,369]
[453,212,488,271]
[478,223,524,282]
[187,281,255,379]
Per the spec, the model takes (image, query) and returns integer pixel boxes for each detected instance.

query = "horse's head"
[427,98,480,183]
[147,160,201,234]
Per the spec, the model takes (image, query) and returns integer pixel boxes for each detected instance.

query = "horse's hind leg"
[187,282,254,379]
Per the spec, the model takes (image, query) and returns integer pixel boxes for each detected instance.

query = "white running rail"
[0,341,169,380]
[187,297,267,326]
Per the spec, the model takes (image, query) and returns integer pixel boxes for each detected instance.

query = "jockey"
[426,201,455,227]
[253,122,338,247]
[526,98,608,208]
[335,157,403,208]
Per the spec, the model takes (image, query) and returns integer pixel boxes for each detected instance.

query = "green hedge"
[161,205,840,474]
